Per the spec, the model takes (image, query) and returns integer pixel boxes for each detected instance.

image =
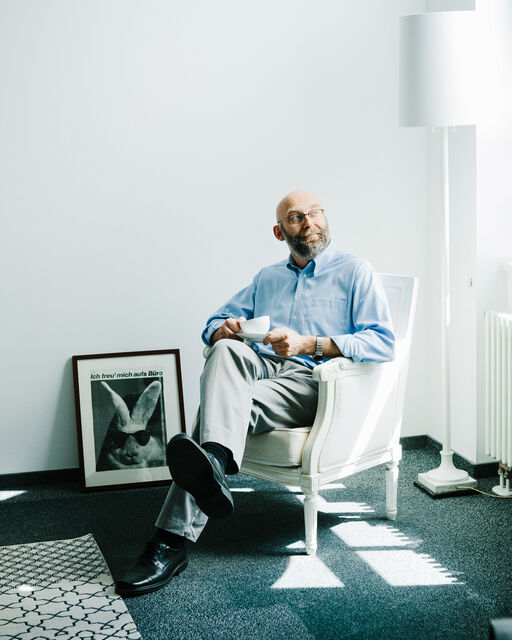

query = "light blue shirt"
[202,241,395,368]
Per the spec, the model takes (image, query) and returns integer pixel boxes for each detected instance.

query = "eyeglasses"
[110,430,152,447]
[278,209,325,226]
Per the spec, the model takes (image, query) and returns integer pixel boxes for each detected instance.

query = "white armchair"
[239,274,418,555]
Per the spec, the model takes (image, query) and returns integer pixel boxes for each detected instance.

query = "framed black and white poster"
[72,349,186,491]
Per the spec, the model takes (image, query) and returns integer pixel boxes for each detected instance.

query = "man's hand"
[211,317,246,345]
[263,327,313,358]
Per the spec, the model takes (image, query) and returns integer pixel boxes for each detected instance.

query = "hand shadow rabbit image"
[93,378,166,471]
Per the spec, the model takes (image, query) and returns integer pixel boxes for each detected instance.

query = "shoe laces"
[136,537,164,562]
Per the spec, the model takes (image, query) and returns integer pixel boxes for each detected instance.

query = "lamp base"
[492,484,512,497]
[415,450,477,497]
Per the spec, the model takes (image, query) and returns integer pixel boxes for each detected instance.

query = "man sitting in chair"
[116,189,395,597]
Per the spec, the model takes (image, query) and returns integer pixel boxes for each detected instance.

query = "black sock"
[202,441,230,473]
[154,528,185,548]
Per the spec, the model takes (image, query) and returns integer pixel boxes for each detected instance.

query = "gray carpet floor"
[1,444,511,640]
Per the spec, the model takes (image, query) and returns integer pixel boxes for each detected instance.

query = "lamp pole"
[399,11,478,495]
[415,127,476,495]
[441,125,451,453]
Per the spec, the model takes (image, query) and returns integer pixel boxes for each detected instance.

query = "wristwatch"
[313,336,324,362]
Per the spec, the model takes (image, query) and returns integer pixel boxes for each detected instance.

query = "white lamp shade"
[399,11,477,127]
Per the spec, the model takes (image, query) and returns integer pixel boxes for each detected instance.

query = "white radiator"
[485,310,512,495]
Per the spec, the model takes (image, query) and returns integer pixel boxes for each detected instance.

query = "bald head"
[273,189,330,267]
[276,190,322,223]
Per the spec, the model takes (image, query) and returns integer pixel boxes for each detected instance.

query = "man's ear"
[273,224,285,241]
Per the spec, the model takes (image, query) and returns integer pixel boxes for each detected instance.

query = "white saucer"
[237,331,269,343]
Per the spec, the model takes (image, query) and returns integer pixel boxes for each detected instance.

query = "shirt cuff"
[331,335,362,363]
[202,320,226,346]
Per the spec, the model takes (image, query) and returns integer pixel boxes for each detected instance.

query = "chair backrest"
[308,273,419,475]
[379,273,419,362]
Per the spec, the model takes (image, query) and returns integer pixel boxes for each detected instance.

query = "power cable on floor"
[456,486,512,498]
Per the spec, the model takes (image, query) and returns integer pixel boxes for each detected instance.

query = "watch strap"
[313,336,323,361]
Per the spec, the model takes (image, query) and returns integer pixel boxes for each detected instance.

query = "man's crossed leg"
[115,340,318,597]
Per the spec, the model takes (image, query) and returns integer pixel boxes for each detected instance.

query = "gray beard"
[282,226,331,261]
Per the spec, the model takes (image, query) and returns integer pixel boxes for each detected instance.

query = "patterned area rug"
[0,534,140,639]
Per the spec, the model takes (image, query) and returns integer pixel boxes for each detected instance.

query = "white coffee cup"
[240,315,270,334]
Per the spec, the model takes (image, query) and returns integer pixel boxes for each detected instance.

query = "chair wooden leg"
[303,489,318,555]
[385,461,399,520]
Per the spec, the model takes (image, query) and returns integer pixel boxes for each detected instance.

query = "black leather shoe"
[115,537,188,597]
[166,433,234,518]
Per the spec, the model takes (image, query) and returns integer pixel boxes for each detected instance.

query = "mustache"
[281,222,330,260]
[300,230,322,240]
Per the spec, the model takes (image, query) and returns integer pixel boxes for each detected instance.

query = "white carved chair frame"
[238,274,419,554]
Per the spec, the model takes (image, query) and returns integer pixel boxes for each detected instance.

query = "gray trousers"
[155,339,318,542]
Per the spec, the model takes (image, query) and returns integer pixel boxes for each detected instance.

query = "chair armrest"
[302,358,401,476]
[312,357,373,382]
[205,350,374,379]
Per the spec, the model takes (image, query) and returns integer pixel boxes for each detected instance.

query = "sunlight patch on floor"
[0,490,26,501]
[230,488,255,492]
[331,521,418,547]
[271,553,344,589]
[319,483,347,490]
[295,494,374,514]
[286,482,346,494]
[286,540,305,550]
[357,550,459,586]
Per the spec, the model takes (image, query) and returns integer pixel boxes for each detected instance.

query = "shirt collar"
[286,240,338,275]
[312,240,337,274]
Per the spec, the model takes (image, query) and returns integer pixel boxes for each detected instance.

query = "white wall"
[0,0,428,475]
[475,0,512,462]
[423,0,512,464]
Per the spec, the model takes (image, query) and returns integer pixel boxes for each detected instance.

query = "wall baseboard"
[400,435,430,450]
[0,468,80,489]
[400,435,498,479]
[0,436,499,488]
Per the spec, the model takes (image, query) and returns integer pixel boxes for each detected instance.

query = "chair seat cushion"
[242,426,312,467]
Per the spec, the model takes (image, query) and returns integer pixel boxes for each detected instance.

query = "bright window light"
[295,494,374,514]
[320,483,347,490]
[286,483,346,493]
[0,490,26,501]
[230,488,255,493]
[286,540,305,550]
[17,584,36,596]
[331,521,417,547]
[285,483,346,493]
[357,550,459,586]
[271,554,344,589]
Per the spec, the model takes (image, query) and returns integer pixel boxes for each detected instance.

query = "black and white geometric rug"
[0,533,140,639]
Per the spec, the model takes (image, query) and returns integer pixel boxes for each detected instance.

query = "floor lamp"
[399,11,477,496]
